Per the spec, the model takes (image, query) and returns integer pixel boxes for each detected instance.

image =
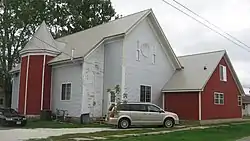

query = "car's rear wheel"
[118,118,130,129]
[164,117,174,128]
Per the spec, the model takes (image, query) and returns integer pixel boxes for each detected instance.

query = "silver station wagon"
[106,103,179,129]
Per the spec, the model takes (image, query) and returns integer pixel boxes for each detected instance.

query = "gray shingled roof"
[49,9,151,64]
[50,9,182,69]
[10,9,183,73]
[243,95,250,104]
[20,21,62,55]
[162,50,244,94]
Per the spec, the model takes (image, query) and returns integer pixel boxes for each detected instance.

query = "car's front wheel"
[164,118,174,128]
[118,118,130,129]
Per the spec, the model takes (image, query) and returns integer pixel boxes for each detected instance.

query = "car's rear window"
[108,104,115,111]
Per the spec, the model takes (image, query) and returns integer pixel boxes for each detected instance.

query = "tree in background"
[0,0,117,107]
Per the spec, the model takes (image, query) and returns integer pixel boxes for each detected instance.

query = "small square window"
[238,95,242,106]
[214,92,224,105]
[61,83,71,100]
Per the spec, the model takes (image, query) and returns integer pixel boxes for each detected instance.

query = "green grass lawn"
[107,123,250,141]
[28,123,250,141]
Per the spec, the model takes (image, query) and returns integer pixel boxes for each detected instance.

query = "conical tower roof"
[20,21,62,56]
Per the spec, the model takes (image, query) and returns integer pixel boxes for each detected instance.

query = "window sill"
[60,100,71,102]
[214,104,224,105]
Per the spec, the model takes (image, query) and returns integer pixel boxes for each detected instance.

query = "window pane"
[220,99,224,104]
[66,84,71,100]
[148,105,160,112]
[61,84,66,100]
[117,104,130,111]
[215,99,219,104]
[215,94,219,99]
[140,86,146,102]
[219,66,223,80]
[219,94,224,99]
[146,86,151,102]
[138,104,147,112]
[66,91,70,100]
[238,96,241,101]
[130,104,147,112]
[223,66,227,81]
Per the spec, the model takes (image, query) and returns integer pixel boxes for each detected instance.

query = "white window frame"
[219,65,227,82]
[61,82,72,101]
[238,95,242,106]
[214,92,224,105]
[140,85,152,102]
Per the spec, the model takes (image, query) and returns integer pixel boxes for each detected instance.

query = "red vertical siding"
[26,55,44,115]
[42,56,54,110]
[18,56,28,114]
[201,56,242,120]
[165,92,199,120]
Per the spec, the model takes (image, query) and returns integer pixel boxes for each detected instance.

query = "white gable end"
[123,16,176,107]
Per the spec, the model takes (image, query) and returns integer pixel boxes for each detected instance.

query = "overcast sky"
[111,0,250,93]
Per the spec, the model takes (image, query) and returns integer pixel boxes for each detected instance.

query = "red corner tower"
[18,22,61,115]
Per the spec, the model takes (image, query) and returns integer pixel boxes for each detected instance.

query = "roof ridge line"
[56,9,152,41]
[178,49,226,58]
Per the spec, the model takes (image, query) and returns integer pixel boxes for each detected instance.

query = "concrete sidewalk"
[0,128,114,141]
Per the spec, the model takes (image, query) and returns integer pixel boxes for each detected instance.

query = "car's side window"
[147,105,160,112]
[117,104,130,111]
[130,104,147,112]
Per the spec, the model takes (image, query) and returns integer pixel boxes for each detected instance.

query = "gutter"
[162,89,202,93]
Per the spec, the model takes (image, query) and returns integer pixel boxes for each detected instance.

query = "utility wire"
[161,0,250,52]
[171,0,250,50]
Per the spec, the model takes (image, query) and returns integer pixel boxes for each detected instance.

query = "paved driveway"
[0,127,113,141]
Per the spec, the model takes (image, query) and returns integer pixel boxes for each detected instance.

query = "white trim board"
[24,55,30,115]
[162,89,201,93]
[198,91,202,120]
[40,55,46,110]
